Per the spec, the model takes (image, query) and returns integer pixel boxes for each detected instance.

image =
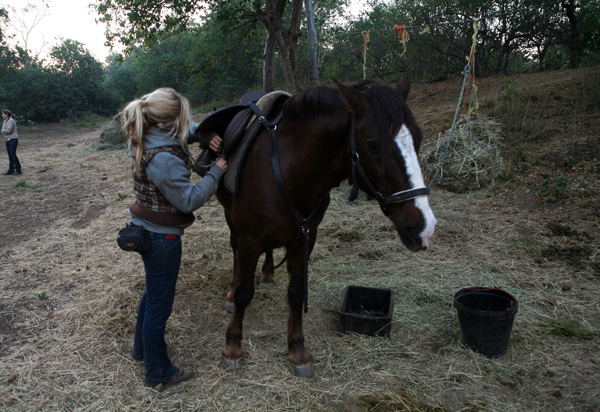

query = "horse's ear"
[333,79,369,115]
[395,73,411,100]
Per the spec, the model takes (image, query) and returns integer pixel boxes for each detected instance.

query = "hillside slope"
[412,67,599,274]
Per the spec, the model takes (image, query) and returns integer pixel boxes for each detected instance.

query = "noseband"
[348,116,430,215]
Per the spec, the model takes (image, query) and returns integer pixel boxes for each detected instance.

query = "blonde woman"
[2,110,21,175]
[122,88,227,391]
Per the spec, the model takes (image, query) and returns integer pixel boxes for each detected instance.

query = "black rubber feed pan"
[339,286,395,338]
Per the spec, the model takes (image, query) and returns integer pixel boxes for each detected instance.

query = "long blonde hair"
[122,88,191,173]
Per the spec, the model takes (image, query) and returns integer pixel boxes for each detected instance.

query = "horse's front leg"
[286,236,317,377]
[224,211,239,313]
[222,241,261,369]
[225,248,240,313]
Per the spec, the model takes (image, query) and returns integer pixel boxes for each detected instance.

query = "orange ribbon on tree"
[393,24,409,57]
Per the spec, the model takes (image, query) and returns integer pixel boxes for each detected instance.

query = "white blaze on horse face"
[394,125,437,248]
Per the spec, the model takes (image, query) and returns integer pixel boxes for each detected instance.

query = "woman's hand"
[209,136,223,153]
[216,157,228,172]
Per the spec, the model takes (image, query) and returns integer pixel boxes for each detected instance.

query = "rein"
[347,116,430,215]
[248,103,322,314]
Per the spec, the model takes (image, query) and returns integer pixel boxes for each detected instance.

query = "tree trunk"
[272,29,300,94]
[562,0,580,69]
[263,32,276,92]
[305,0,318,85]
[245,0,303,93]
[278,0,302,93]
[537,37,552,72]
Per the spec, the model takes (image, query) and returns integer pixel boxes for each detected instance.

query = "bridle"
[347,116,430,216]
[250,106,430,314]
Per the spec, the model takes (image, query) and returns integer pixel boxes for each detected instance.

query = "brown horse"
[198,75,436,377]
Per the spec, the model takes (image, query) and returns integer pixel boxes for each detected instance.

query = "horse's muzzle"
[393,210,437,252]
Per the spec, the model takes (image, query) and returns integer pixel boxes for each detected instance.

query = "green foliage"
[321,0,600,82]
[0,35,118,122]
[0,7,20,74]
[502,78,521,107]
[539,317,595,341]
[94,0,206,52]
[535,173,568,203]
[11,180,44,192]
[2,0,600,123]
[72,114,107,129]
[104,19,264,107]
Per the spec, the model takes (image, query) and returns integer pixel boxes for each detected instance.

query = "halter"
[348,116,430,215]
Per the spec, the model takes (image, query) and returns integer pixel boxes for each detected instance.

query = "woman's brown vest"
[129,145,195,226]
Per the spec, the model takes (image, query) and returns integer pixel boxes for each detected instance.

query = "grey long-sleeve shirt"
[129,124,225,235]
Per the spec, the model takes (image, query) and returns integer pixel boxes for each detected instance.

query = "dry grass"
[0,69,599,411]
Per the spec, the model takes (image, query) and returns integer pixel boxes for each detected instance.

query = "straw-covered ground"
[0,68,598,411]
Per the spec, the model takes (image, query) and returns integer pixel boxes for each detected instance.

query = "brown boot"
[153,367,195,392]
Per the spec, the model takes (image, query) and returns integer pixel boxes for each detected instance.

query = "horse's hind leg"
[222,241,261,369]
[259,249,275,288]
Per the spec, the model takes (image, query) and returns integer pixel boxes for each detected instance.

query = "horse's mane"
[283,80,417,160]
[283,85,347,120]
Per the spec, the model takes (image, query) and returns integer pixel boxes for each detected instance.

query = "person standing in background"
[2,110,21,175]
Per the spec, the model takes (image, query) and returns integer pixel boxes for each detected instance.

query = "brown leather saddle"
[190,90,291,196]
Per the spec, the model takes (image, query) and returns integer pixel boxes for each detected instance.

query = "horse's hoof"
[259,282,275,290]
[291,362,314,378]
[222,356,242,371]
[225,301,235,313]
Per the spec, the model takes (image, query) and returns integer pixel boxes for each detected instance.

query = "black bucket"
[453,287,518,358]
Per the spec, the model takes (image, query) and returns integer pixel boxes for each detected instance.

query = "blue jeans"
[132,232,181,385]
[5,139,21,173]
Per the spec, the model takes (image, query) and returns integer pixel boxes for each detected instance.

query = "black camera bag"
[117,223,150,253]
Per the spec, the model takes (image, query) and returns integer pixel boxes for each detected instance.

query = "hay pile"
[421,114,504,193]
[96,114,127,150]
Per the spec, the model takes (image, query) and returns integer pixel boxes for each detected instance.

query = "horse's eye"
[366,140,380,155]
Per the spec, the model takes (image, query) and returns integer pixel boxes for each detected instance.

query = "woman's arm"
[146,152,226,214]
[2,119,15,135]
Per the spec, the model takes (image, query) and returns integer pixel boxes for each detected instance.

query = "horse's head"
[334,76,437,252]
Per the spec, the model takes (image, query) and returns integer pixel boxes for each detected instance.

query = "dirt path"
[0,126,124,252]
